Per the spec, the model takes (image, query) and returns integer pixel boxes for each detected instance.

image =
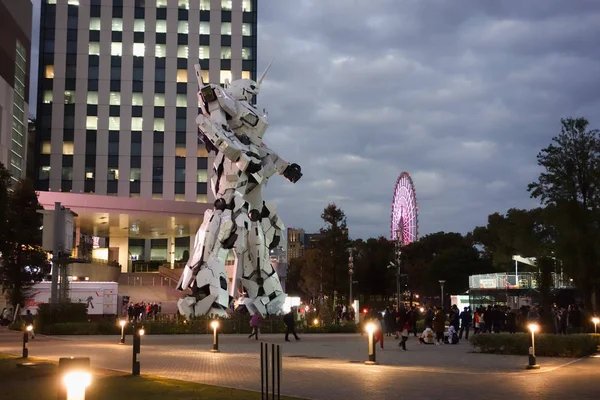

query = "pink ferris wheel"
[390,172,419,245]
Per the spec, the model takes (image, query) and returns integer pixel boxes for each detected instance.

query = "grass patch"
[469,333,599,358]
[0,354,304,400]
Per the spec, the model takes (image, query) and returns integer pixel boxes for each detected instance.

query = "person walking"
[399,321,409,351]
[248,311,260,340]
[283,309,300,342]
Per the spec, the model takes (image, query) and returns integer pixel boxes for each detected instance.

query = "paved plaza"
[1,329,599,399]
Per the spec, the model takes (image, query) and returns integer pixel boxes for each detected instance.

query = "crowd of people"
[365,302,595,350]
[126,302,163,322]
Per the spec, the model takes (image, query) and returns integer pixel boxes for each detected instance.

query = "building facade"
[0,0,32,182]
[35,0,257,271]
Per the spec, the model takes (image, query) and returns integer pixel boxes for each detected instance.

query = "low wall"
[68,263,120,282]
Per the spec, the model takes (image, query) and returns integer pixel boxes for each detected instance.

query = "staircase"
[118,268,188,314]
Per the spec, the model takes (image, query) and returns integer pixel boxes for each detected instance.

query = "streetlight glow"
[139,328,145,336]
[528,323,539,333]
[366,322,375,334]
[313,318,319,326]
[26,325,33,332]
[593,317,599,334]
[63,370,92,400]
[119,320,126,328]
[210,320,219,330]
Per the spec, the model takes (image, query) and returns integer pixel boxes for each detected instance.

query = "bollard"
[210,320,219,353]
[526,323,540,370]
[57,357,91,400]
[260,342,281,400]
[22,329,29,358]
[119,320,126,344]
[132,326,144,376]
[364,322,377,365]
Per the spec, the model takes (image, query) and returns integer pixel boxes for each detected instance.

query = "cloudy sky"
[29,1,600,241]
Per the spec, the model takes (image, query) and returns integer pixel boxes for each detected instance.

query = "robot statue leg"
[177,202,238,318]
[239,208,286,316]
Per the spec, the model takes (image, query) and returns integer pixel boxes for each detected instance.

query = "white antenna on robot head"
[257,58,274,89]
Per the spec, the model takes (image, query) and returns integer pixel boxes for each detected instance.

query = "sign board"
[24,281,118,315]
[479,278,497,289]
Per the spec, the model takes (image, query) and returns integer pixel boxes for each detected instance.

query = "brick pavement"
[1,328,599,400]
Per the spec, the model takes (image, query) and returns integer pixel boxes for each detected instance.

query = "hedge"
[469,333,599,358]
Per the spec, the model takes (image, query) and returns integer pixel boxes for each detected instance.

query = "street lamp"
[119,320,126,344]
[526,323,540,370]
[22,325,32,358]
[592,317,599,334]
[439,280,446,310]
[59,357,91,400]
[210,320,220,353]
[364,322,378,365]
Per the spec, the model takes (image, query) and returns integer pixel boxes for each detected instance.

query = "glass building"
[35,0,257,272]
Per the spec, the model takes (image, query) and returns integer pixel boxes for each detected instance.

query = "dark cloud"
[258,0,600,239]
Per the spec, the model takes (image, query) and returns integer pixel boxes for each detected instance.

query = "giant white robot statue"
[176,62,302,318]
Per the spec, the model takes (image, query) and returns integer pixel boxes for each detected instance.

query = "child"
[399,321,409,351]
[447,325,459,344]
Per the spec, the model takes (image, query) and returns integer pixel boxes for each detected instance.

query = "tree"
[297,248,324,299]
[527,117,600,311]
[316,204,351,297]
[352,237,395,301]
[0,174,50,309]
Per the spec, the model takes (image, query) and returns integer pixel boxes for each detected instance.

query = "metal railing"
[125,274,179,288]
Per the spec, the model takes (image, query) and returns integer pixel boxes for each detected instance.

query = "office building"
[35,0,257,271]
[0,0,32,182]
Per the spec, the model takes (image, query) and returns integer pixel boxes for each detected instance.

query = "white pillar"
[168,237,175,268]
[110,237,130,273]
[143,239,152,261]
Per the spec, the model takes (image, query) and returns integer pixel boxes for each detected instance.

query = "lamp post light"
[439,280,446,310]
[119,320,126,344]
[210,320,220,353]
[348,249,354,306]
[132,326,144,376]
[592,317,599,334]
[22,325,32,358]
[58,357,92,400]
[364,322,378,365]
[526,323,540,370]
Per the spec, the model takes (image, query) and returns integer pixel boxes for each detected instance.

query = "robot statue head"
[226,59,274,103]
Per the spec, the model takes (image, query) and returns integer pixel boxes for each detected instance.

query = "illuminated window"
[111,43,123,56]
[176,94,187,107]
[242,23,252,36]
[197,194,208,203]
[47,0,56,3]
[152,194,163,200]
[242,71,251,79]
[221,23,232,35]
[85,171,94,179]
[134,20,145,32]
[221,0,232,10]
[45,65,54,79]
[177,45,188,58]
[87,92,98,105]
[109,117,120,130]
[108,169,119,180]
[131,117,143,131]
[220,70,232,84]
[200,0,210,10]
[43,91,53,103]
[86,116,98,130]
[112,18,123,31]
[197,169,208,183]
[178,21,189,34]
[154,94,165,106]
[63,142,74,155]
[132,93,143,106]
[242,48,252,60]
[199,22,210,35]
[130,168,141,181]
[39,166,51,179]
[156,20,167,33]
[176,69,188,83]
[90,18,101,30]
[175,147,186,157]
[154,119,165,132]
[155,44,166,58]
[220,47,231,59]
[156,0,168,7]
[199,46,209,60]
[133,43,145,57]
[68,0,79,5]
[175,194,185,202]
[178,0,189,9]
[89,42,100,55]
[198,147,208,157]
[41,141,51,154]
[242,0,252,11]
[109,92,121,106]
[64,91,75,104]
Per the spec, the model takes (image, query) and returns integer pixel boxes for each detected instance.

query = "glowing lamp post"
[313,318,319,326]
[592,317,599,334]
[58,357,91,400]
[22,325,33,358]
[132,326,144,376]
[119,320,126,344]
[526,323,540,370]
[364,322,378,365]
[210,320,220,353]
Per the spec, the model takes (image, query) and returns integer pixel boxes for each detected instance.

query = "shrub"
[469,333,598,358]
[37,303,88,329]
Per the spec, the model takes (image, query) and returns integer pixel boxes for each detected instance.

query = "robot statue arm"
[260,143,302,183]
